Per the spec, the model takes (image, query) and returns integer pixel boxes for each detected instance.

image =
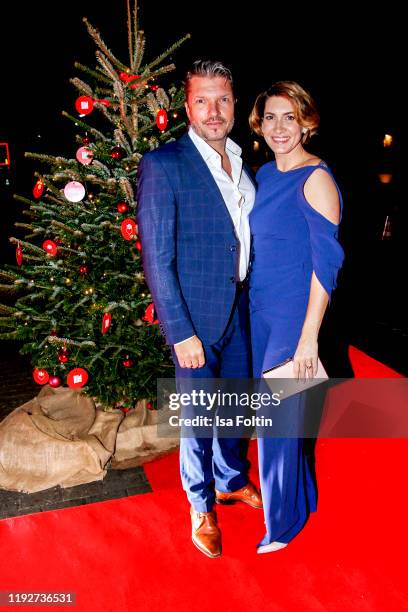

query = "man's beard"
[191,117,234,142]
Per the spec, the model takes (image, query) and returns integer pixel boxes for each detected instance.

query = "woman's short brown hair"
[249,81,320,144]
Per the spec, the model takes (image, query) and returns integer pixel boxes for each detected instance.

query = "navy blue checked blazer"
[137,133,256,346]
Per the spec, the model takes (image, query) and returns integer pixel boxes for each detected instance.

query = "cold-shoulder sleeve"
[298,167,345,299]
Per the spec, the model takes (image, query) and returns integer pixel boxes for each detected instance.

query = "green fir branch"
[61,111,107,141]
[134,30,146,72]
[82,16,128,72]
[73,63,112,86]
[141,34,191,73]
[126,0,134,69]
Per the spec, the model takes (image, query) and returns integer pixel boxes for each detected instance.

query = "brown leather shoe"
[215,481,263,509]
[190,507,222,558]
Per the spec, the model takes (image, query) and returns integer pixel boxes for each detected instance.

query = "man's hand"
[174,335,205,369]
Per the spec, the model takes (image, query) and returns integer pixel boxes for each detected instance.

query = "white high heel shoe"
[257,541,288,554]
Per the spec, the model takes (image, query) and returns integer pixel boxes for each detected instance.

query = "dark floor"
[0,467,152,520]
[0,349,39,422]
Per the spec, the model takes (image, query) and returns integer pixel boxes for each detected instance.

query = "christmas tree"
[0,0,189,409]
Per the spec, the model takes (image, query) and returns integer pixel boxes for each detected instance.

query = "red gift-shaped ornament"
[121,218,137,240]
[76,146,93,165]
[33,368,49,385]
[102,312,112,334]
[75,95,94,115]
[156,109,168,131]
[67,367,88,389]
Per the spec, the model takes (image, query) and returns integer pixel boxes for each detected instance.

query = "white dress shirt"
[175,128,255,346]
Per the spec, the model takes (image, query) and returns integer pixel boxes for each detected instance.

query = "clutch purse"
[262,357,328,399]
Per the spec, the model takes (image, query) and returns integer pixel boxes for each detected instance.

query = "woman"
[248,81,344,553]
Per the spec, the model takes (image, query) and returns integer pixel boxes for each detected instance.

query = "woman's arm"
[293,169,341,379]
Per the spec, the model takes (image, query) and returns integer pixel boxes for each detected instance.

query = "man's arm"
[137,153,196,346]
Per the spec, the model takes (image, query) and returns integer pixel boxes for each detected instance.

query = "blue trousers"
[172,288,252,512]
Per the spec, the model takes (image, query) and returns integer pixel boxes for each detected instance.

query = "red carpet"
[1,347,407,611]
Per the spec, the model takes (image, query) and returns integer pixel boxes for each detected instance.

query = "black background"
[0,1,406,372]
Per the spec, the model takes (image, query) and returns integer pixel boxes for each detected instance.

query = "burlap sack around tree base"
[113,399,179,465]
[0,387,179,494]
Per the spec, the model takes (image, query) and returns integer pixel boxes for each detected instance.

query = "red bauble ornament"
[122,356,134,368]
[156,109,168,131]
[79,265,89,275]
[119,406,131,413]
[49,375,62,388]
[102,312,112,334]
[147,402,154,410]
[119,71,130,82]
[43,240,58,256]
[82,135,91,145]
[110,145,125,160]
[58,349,69,364]
[142,303,159,324]
[67,367,88,389]
[75,95,94,115]
[33,178,44,199]
[117,202,129,214]
[135,239,142,251]
[151,85,159,91]
[16,242,23,266]
[121,218,137,240]
[33,368,49,385]
[50,329,58,336]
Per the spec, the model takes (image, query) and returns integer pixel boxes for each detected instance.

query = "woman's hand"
[293,335,318,380]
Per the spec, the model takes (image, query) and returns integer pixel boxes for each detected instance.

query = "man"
[137,60,261,558]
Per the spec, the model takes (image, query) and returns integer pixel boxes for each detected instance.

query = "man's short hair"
[184,60,233,97]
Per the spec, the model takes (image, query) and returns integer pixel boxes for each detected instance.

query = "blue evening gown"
[249,160,344,547]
